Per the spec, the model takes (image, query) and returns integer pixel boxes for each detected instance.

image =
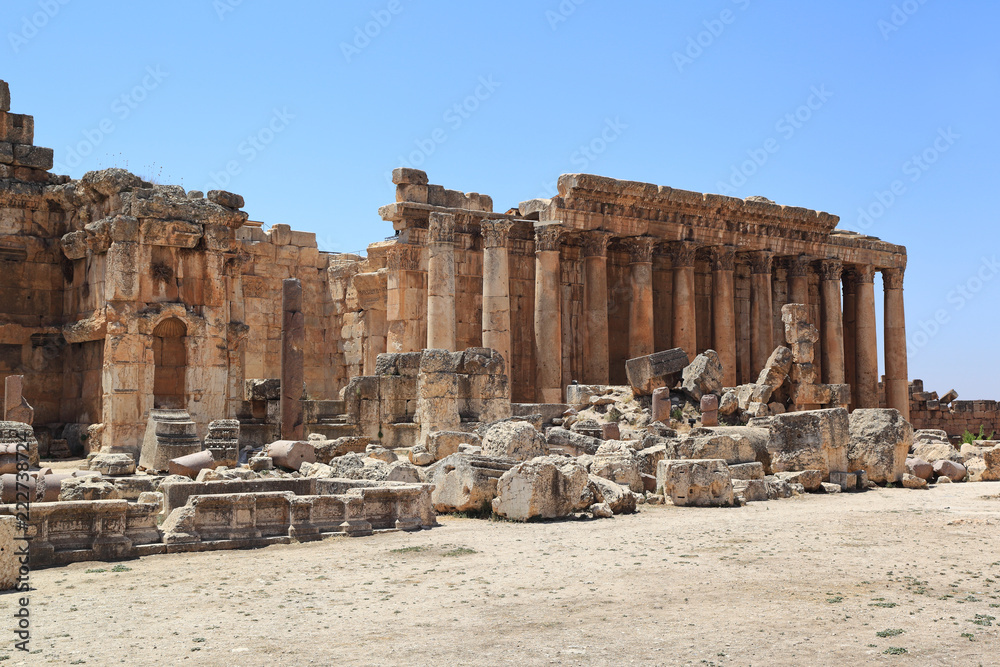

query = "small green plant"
[870,602,898,608]
[111,564,132,572]
[876,628,904,638]
[961,632,975,641]
[84,568,107,574]
[389,545,426,554]
[971,614,995,627]
[883,647,907,655]
[962,425,995,444]
[670,408,683,421]
[443,547,477,557]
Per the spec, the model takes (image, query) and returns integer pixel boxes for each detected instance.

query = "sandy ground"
[3,482,999,666]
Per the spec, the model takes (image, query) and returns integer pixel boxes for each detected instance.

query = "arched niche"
[152,317,187,409]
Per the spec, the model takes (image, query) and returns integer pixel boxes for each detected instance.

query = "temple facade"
[0,79,910,454]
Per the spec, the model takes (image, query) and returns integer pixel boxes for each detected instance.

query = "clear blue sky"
[5,0,998,399]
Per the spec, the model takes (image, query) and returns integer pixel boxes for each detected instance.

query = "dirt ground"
[4,482,1000,666]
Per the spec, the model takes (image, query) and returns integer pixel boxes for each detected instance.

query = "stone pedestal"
[139,409,201,472]
[671,242,698,363]
[882,268,909,420]
[625,237,655,359]
[710,246,737,388]
[281,278,304,440]
[533,223,564,403]
[582,233,611,385]
[854,265,879,408]
[481,219,514,368]
[427,212,456,350]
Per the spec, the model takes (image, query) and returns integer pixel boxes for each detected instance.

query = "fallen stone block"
[773,470,822,492]
[265,440,316,471]
[625,348,689,395]
[982,447,1000,482]
[426,430,477,461]
[428,453,514,514]
[588,474,637,514]
[667,429,755,465]
[168,450,216,478]
[491,455,591,521]
[759,408,849,480]
[365,444,398,463]
[310,436,372,463]
[828,471,857,491]
[591,441,643,492]
[933,459,967,482]
[906,457,934,480]
[848,408,912,484]
[59,476,120,501]
[902,473,928,489]
[408,445,434,466]
[545,427,601,456]
[482,420,548,461]
[248,456,273,471]
[729,462,765,480]
[656,459,735,507]
[590,502,613,518]
[681,350,723,402]
[820,482,842,494]
[733,478,768,502]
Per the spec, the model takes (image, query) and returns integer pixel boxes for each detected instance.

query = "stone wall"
[899,379,1000,442]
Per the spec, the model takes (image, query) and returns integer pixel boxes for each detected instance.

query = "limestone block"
[205,419,239,466]
[309,436,372,463]
[429,453,514,513]
[847,408,913,484]
[729,462,765,480]
[820,482,842,494]
[491,456,592,521]
[0,515,18,591]
[0,422,37,467]
[906,457,933,480]
[590,502,613,518]
[265,440,316,471]
[545,427,601,456]
[248,456,273,471]
[732,479,768,502]
[761,408,850,480]
[718,390,738,416]
[902,473,928,489]
[59,477,120,501]
[910,437,962,464]
[588,474,637,514]
[12,144,53,170]
[425,430,477,461]
[168,450,216,478]
[681,350,723,402]
[365,444,398,463]
[625,348,689,396]
[656,459,735,507]
[408,446,434,466]
[482,421,548,461]
[245,378,281,401]
[591,441,643,493]
[828,471,858,491]
[3,376,33,425]
[933,459,967,482]
[756,347,793,389]
[667,429,755,465]
[89,453,136,476]
[773,470,823,491]
[0,112,33,144]
[635,443,667,479]
[207,190,244,209]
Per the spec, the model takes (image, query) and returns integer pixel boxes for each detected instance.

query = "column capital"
[855,264,876,284]
[669,241,697,268]
[786,254,810,277]
[581,231,613,258]
[428,212,456,244]
[622,236,656,264]
[842,266,858,294]
[480,219,514,249]
[745,249,773,275]
[818,258,843,282]
[533,222,564,253]
[708,245,736,272]
[882,267,905,290]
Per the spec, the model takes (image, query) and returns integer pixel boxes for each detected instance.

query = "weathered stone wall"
[898,380,1000,441]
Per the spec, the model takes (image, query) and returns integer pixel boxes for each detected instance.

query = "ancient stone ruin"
[1,77,998,586]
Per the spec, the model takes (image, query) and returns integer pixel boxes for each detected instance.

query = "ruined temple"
[0,79,913,455]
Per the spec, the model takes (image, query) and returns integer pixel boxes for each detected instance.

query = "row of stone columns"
[417,216,908,417]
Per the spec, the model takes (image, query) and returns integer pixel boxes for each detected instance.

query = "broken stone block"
[601,422,620,440]
[365,444,398,463]
[902,473,928,489]
[680,350,723,402]
[265,440,316,471]
[426,430,477,461]
[848,408,913,484]
[700,394,719,427]
[59,476,120,501]
[248,456,273,471]
[906,457,933,480]
[932,459,967,482]
[774,470,823,492]
[429,453,515,514]
[910,435,962,464]
[3,375,33,425]
[733,478,768,502]
[760,408,850,480]
[820,482,842,494]
[588,474,637,515]
[207,189,244,209]
[652,386,672,422]
[544,427,601,456]
[756,347,793,389]
[729,462,765,481]
[625,348,689,395]
[590,502,613,518]
[0,421,38,467]
[89,453,136,476]
[168,450,215,478]
[828,471,857,491]
[982,447,1000,482]
[482,420,548,461]
[667,429,755,465]
[939,389,958,405]
[491,456,592,521]
[718,390,738,416]
[656,459,734,507]
[245,378,281,401]
[204,419,239,466]
[408,445,434,466]
[309,436,372,463]
[139,409,201,472]
[590,441,643,493]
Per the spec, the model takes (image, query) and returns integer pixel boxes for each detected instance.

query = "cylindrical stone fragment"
[0,473,36,503]
[281,278,305,440]
[168,450,216,478]
[265,440,316,472]
[652,387,672,423]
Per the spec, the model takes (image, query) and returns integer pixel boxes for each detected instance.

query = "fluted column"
[624,237,656,359]
[710,246,737,387]
[670,241,698,362]
[748,250,774,376]
[426,212,456,350]
[883,267,909,420]
[819,259,846,384]
[854,265,879,408]
[534,222,564,403]
[582,232,611,384]
[480,219,514,369]
[787,255,810,309]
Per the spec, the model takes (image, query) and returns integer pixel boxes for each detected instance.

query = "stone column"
[582,232,611,385]
[842,267,858,410]
[480,219,514,369]
[624,237,656,359]
[670,241,698,362]
[385,243,422,353]
[748,250,774,376]
[819,259,846,384]
[426,212,456,351]
[709,246,737,388]
[883,267,909,420]
[854,265,879,408]
[534,222,564,403]
[787,255,810,308]
[280,278,304,440]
